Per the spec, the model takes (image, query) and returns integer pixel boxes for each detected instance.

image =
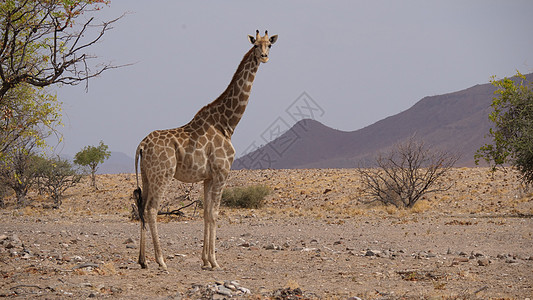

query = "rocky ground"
[0,168,532,299]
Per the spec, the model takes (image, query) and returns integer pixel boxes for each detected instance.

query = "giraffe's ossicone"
[134,30,277,270]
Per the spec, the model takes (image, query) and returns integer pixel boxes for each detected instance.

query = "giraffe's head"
[248,30,278,63]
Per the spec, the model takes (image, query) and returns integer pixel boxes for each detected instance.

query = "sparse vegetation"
[34,155,82,208]
[0,138,40,206]
[222,185,271,209]
[358,137,459,208]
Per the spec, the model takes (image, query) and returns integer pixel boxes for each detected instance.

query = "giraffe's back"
[138,125,235,184]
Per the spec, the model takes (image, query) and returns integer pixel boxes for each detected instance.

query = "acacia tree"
[475,72,533,184]
[0,0,121,154]
[74,140,110,189]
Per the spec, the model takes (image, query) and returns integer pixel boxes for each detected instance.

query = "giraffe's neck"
[190,47,260,137]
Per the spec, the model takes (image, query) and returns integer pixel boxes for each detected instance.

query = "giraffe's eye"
[268,44,271,48]
[254,45,258,48]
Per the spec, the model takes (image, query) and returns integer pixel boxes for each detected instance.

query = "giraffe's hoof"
[201,263,221,271]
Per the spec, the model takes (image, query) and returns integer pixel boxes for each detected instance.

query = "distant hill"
[98,152,134,174]
[233,73,533,169]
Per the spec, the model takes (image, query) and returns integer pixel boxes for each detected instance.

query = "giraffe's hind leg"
[146,205,168,270]
[138,167,172,270]
[138,179,149,268]
[138,221,147,268]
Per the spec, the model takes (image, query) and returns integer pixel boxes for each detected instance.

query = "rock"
[365,250,380,257]
[472,251,484,257]
[237,286,251,294]
[73,262,99,270]
[4,242,16,249]
[72,255,84,262]
[123,238,135,244]
[265,243,276,250]
[452,257,469,265]
[505,258,517,264]
[224,281,236,291]
[216,285,233,296]
[11,234,21,244]
[9,249,18,257]
[265,243,281,250]
[477,258,490,266]
[301,247,319,252]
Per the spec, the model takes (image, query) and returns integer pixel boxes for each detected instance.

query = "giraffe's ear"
[248,35,256,44]
[269,35,278,44]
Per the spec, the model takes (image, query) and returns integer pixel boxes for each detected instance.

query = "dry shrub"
[358,136,459,208]
[222,185,271,209]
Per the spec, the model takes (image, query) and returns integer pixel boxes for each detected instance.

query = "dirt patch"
[1,168,532,299]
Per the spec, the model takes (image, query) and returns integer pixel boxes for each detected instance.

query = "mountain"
[233,73,533,169]
[98,152,135,174]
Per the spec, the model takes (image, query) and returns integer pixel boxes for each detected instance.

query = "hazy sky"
[53,1,533,158]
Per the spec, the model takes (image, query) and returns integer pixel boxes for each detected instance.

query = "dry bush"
[222,185,271,209]
[358,137,459,208]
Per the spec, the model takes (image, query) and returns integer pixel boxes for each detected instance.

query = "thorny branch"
[0,1,125,103]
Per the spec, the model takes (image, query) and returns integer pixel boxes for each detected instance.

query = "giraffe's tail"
[134,145,145,228]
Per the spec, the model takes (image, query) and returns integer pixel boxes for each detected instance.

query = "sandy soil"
[1,168,532,299]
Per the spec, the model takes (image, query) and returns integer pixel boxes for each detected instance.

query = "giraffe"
[134,30,277,270]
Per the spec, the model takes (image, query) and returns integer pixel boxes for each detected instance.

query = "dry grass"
[1,168,531,220]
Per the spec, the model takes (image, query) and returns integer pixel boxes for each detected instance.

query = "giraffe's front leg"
[202,179,222,270]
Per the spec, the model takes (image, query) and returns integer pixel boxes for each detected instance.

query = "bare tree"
[0,0,122,99]
[358,137,459,208]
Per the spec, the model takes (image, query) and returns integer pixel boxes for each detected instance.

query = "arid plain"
[1,168,532,299]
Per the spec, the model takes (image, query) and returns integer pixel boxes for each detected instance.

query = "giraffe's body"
[135,31,277,270]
